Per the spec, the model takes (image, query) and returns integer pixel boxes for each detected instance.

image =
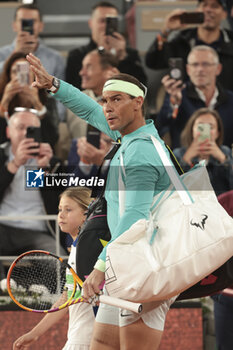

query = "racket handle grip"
[99,295,143,314]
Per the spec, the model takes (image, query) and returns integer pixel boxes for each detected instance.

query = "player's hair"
[105,73,147,115]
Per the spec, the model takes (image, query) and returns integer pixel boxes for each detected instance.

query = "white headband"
[102,79,146,98]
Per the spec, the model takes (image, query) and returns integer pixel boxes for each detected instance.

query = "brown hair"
[59,187,92,211]
[0,52,27,97]
[14,4,42,21]
[92,1,118,13]
[181,108,224,147]
[0,51,47,113]
[96,49,119,69]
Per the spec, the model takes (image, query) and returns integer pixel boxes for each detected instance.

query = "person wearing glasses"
[0,108,67,288]
[145,0,233,92]
[157,45,233,149]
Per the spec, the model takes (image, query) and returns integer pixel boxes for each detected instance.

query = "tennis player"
[13,187,94,350]
[26,52,176,350]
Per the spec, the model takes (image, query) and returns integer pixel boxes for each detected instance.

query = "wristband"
[157,32,168,51]
[170,96,180,119]
[94,259,106,272]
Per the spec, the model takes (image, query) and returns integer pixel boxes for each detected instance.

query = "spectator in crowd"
[55,49,118,164]
[0,3,66,121]
[0,109,67,283]
[157,45,233,149]
[66,49,119,139]
[68,132,112,177]
[80,49,119,100]
[173,108,233,195]
[0,52,59,149]
[145,0,233,92]
[65,1,147,89]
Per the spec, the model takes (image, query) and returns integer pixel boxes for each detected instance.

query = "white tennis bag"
[105,136,233,302]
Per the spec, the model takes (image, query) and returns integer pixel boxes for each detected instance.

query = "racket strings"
[8,253,69,311]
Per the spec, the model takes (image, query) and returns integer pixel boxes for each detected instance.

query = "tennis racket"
[7,250,142,314]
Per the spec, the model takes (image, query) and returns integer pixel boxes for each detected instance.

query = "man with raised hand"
[27,52,176,350]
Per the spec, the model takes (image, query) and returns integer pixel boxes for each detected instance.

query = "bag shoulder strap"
[150,135,193,205]
[91,139,121,198]
[118,135,193,213]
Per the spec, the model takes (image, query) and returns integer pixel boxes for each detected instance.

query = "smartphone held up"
[21,19,34,34]
[16,61,30,85]
[168,58,184,82]
[26,126,41,157]
[180,12,204,25]
[197,123,211,143]
[105,16,118,36]
[86,125,101,149]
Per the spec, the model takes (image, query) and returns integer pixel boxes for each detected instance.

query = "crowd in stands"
[0,1,232,349]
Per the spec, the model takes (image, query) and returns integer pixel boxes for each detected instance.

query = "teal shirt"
[55,81,170,261]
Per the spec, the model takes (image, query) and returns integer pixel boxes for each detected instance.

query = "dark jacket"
[173,145,233,195]
[156,82,233,149]
[145,28,233,92]
[0,97,59,150]
[0,143,64,240]
[65,38,147,89]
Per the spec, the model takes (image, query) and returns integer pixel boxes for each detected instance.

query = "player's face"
[102,91,143,136]
[58,196,85,240]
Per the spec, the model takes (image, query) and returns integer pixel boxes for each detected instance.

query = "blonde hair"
[59,187,92,211]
